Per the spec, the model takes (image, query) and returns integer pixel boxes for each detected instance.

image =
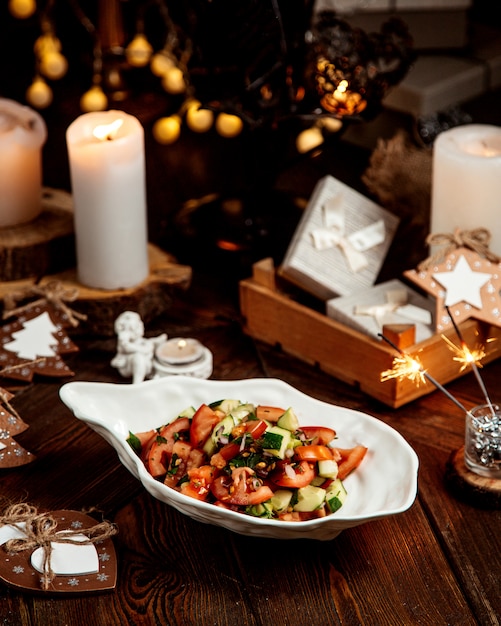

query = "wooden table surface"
[1,263,500,626]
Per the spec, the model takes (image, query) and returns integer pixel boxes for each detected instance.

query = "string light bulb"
[8,0,36,19]
[34,33,68,80]
[80,85,108,112]
[185,100,214,133]
[153,115,182,144]
[125,34,153,68]
[150,51,175,77]
[296,125,324,153]
[161,66,186,95]
[215,113,243,138]
[40,49,68,80]
[26,76,53,109]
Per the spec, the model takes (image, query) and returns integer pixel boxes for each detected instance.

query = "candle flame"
[336,79,348,94]
[177,339,187,350]
[93,118,124,141]
[380,353,427,385]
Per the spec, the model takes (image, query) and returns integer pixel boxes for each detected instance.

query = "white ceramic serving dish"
[59,376,419,541]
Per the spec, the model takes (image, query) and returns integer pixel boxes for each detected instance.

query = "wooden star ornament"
[404,247,501,333]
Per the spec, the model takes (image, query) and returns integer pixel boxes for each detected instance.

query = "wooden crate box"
[239,258,501,408]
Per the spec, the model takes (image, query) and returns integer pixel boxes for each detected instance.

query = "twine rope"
[417,228,501,271]
[2,280,87,327]
[1,503,117,591]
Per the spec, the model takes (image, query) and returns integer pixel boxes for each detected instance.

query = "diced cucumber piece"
[325,478,347,513]
[310,475,327,487]
[229,403,255,421]
[203,414,237,456]
[277,407,300,432]
[318,459,339,479]
[178,406,196,418]
[293,485,327,512]
[202,438,217,457]
[261,425,293,459]
[247,501,274,518]
[270,489,293,513]
[210,399,241,414]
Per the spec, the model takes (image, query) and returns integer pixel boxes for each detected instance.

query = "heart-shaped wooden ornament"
[0,510,117,594]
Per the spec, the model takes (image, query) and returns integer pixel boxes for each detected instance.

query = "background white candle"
[431,124,501,255]
[0,98,47,227]
[66,110,149,289]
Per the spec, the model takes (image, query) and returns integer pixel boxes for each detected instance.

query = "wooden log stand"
[0,189,192,336]
[445,446,501,509]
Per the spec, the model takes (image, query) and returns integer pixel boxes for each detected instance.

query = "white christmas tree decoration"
[3,311,60,360]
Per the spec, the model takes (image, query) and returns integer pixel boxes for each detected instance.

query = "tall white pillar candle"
[0,98,47,227]
[431,124,501,255]
[66,110,149,290]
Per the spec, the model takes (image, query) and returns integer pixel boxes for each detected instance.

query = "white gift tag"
[0,523,27,545]
[30,534,99,576]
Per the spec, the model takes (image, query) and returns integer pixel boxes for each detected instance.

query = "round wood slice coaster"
[445,446,501,509]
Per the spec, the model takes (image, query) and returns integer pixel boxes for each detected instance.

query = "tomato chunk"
[180,465,216,501]
[210,467,274,506]
[210,442,241,469]
[294,444,333,462]
[158,417,191,454]
[147,439,171,478]
[299,426,336,446]
[336,445,368,480]
[130,429,157,461]
[190,404,221,448]
[245,419,268,439]
[270,460,316,488]
[255,405,285,422]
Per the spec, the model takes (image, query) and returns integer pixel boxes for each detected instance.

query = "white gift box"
[326,278,435,344]
[279,175,399,300]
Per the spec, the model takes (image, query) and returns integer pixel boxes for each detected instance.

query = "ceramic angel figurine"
[111,311,166,384]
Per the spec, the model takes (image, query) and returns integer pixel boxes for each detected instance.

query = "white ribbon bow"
[310,194,386,272]
[354,288,432,330]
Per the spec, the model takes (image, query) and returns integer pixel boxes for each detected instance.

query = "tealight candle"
[0,98,47,227]
[153,338,213,379]
[156,338,204,365]
[431,124,501,255]
[66,110,149,290]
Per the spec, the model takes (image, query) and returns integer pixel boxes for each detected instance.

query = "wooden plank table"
[1,271,499,626]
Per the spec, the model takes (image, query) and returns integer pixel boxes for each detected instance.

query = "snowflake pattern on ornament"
[0,388,34,467]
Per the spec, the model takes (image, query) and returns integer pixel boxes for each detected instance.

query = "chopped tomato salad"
[127,399,368,522]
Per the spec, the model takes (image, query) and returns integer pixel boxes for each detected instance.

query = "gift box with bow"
[279,175,400,300]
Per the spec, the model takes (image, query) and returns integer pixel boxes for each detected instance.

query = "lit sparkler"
[378,333,475,418]
[444,306,495,416]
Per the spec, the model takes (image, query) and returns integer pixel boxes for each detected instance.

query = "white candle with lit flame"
[431,124,501,255]
[66,110,149,289]
[0,98,47,227]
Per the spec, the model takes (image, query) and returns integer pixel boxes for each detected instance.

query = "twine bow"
[2,280,87,327]
[310,194,386,272]
[1,503,117,591]
[418,228,501,271]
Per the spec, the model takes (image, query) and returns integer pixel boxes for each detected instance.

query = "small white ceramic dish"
[59,376,419,541]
